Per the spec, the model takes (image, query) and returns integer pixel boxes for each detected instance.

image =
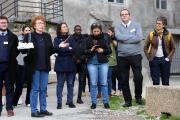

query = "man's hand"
[59,41,69,48]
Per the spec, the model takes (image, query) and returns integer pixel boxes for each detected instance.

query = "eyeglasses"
[120,13,129,16]
[0,22,8,24]
[36,22,45,25]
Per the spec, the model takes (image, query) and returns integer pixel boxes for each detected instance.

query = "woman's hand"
[59,41,69,48]
[96,48,104,53]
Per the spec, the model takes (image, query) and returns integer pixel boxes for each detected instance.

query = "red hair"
[31,16,46,28]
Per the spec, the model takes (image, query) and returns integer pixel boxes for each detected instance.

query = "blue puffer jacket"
[54,35,76,72]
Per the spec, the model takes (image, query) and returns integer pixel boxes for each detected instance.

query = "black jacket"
[85,33,112,63]
[23,32,54,72]
[4,30,19,83]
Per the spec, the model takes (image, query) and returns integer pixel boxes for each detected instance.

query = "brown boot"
[7,110,14,117]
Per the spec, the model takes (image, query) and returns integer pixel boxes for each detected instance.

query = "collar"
[122,20,132,28]
[0,31,8,36]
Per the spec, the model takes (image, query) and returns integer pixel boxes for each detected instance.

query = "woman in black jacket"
[54,22,76,109]
[85,23,111,109]
[23,16,54,117]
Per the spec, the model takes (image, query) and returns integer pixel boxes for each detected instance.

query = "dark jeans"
[0,63,14,112]
[112,66,122,91]
[117,54,143,103]
[56,72,75,104]
[82,65,90,92]
[149,57,170,85]
[13,65,31,106]
[76,63,86,100]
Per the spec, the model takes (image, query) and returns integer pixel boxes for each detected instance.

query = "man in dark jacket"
[0,16,19,117]
[72,25,88,104]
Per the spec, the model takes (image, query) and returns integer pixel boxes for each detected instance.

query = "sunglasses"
[91,23,101,27]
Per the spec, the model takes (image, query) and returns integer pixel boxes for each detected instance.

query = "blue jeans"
[97,67,112,96]
[87,63,109,104]
[56,72,75,104]
[30,70,49,113]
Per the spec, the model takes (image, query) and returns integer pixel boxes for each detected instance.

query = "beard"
[0,28,7,32]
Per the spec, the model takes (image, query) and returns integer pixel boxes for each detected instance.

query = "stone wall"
[146,86,180,117]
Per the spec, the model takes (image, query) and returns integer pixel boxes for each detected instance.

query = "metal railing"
[0,0,63,22]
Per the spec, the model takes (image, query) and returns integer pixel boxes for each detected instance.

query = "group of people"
[0,8,175,118]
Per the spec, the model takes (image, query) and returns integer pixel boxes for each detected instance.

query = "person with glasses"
[54,22,76,109]
[23,16,54,117]
[115,9,143,107]
[13,25,32,107]
[144,16,175,85]
[85,23,111,109]
[0,16,19,117]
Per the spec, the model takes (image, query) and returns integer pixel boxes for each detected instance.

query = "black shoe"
[90,103,96,109]
[57,103,62,109]
[66,102,69,105]
[136,99,143,105]
[31,111,45,117]
[77,99,83,104]
[40,110,53,116]
[68,103,76,108]
[104,103,110,109]
[122,102,132,107]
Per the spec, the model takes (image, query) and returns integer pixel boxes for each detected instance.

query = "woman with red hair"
[23,16,54,117]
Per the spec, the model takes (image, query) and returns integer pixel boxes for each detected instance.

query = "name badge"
[130,28,136,33]
[4,41,8,45]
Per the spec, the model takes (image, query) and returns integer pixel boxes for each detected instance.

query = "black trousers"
[111,66,122,91]
[149,57,170,85]
[13,64,32,106]
[117,54,143,103]
[0,63,14,112]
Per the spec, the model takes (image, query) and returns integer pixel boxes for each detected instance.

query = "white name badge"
[4,41,8,44]
[130,28,136,33]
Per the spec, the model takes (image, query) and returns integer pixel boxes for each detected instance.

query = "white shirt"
[0,31,8,36]
[155,37,164,57]
[122,20,132,28]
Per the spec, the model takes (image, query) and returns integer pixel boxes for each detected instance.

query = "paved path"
[0,80,145,120]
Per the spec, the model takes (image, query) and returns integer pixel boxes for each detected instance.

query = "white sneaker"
[2,96,6,105]
[111,90,116,96]
[26,104,30,107]
[115,90,122,96]
[18,96,23,105]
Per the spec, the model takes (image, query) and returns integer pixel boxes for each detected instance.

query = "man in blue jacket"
[0,16,19,117]
[115,9,143,107]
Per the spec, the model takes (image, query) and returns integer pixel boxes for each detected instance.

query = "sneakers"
[7,110,14,117]
[40,110,53,116]
[90,103,96,109]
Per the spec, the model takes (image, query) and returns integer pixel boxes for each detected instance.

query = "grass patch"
[160,113,180,120]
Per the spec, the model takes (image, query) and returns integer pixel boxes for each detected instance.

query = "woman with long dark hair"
[85,23,111,109]
[54,22,76,109]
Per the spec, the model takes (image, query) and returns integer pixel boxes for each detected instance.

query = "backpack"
[147,31,172,53]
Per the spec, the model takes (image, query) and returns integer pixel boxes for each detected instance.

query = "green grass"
[160,113,180,120]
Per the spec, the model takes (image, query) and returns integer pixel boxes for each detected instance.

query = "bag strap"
[147,31,154,53]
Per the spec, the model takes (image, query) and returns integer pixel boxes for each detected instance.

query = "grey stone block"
[146,85,180,117]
